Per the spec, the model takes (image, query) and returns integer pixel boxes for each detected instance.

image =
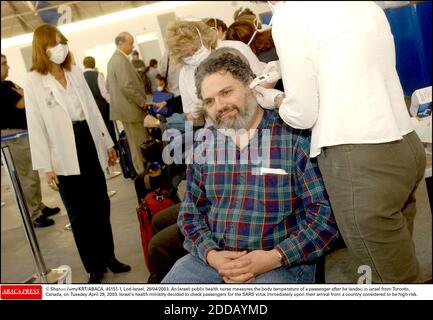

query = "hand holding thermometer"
[249,71,281,89]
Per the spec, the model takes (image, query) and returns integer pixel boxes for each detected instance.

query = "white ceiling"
[1,1,158,39]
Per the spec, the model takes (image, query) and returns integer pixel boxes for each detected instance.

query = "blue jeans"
[161,254,316,284]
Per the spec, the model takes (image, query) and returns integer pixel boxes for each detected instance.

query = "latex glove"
[254,86,284,110]
[263,60,281,80]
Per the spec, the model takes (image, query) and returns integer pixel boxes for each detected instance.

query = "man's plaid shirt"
[178,110,339,268]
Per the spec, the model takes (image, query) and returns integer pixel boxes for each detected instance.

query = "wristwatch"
[275,249,284,267]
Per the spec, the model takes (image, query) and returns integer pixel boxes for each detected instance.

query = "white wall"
[1,1,271,86]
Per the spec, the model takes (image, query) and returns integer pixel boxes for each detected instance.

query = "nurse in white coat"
[255,2,426,283]
[24,24,130,284]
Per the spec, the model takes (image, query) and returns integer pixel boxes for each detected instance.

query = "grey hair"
[194,47,255,100]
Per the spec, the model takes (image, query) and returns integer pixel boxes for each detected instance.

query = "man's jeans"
[161,254,316,284]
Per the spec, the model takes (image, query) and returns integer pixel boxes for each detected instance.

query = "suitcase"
[136,188,179,270]
[118,130,137,179]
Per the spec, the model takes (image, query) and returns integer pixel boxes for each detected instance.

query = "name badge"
[252,167,288,175]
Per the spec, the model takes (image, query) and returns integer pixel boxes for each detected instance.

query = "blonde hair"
[165,20,218,67]
[31,24,72,74]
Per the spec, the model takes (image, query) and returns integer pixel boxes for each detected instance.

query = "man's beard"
[213,90,257,131]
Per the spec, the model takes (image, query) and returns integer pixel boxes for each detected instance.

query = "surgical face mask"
[182,45,210,66]
[182,27,211,66]
[157,86,164,91]
[47,43,69,65]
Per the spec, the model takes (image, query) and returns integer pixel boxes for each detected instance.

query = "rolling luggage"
[136,188,179,270]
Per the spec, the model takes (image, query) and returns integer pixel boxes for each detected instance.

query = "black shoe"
[33,216,55,228]
[106,258,131,273]
[41,206,61,217]
[88,272,104,284]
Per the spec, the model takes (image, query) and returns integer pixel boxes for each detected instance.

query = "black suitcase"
[118,130,137,179]
[133,166,170,204]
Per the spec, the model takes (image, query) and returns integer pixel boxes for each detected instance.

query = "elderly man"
[107,32,149,175]
[161,48,339,284]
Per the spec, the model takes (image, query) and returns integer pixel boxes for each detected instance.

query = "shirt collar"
[117,49,130,59]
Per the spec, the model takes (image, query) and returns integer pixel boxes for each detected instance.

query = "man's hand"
[206,250,255,283]
[155,101,167,111]
[46,171,59,191]
[107,147,117,166]
[218,249,282,281]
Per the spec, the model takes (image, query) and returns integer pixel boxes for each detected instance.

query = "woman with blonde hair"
[23,24,131,284]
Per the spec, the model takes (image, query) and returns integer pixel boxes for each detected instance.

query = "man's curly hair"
[194,47,255,100]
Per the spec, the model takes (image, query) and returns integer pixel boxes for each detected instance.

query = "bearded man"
[161,48,340,284]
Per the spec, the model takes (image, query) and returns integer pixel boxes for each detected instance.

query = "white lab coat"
[23,65,114,176]
[272,1,414,157]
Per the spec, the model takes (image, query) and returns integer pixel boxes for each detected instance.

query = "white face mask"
[47,43,69,65]
[247,17,260,46]
[182,27,211,66]
[182,45,211,66]
[157,86,164,91]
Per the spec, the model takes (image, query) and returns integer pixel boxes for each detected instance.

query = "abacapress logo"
[1,285,42,300]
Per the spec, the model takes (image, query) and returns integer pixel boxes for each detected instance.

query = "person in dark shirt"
[1,53,60,227]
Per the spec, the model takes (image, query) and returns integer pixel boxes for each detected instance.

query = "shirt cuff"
[197,238,220,264]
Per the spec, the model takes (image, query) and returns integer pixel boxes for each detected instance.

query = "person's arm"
[97,72,110,104]
[22,77,53,172]
[76,68,114,149]
[4,82,25,109]
[230,41,266,77]
[274,16,319,129]
[159,52,169,78]
[177,163,221,263]
[274,130,339,267]
[116,59,147,108]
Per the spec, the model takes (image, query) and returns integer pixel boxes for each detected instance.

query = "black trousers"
[58,121,115,274]
[147,203,187,283]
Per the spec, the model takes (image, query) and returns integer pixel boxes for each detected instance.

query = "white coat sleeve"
[179,67,196,115]
[97,72,110,104]
[274,16,319,129]
[237,43,266,77]
[23,77,53,172]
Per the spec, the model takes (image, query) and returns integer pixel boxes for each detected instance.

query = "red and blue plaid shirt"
[178,110,339,268]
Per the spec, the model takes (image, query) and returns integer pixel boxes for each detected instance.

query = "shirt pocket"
[256,173,291,216]
[44,92,60,109]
